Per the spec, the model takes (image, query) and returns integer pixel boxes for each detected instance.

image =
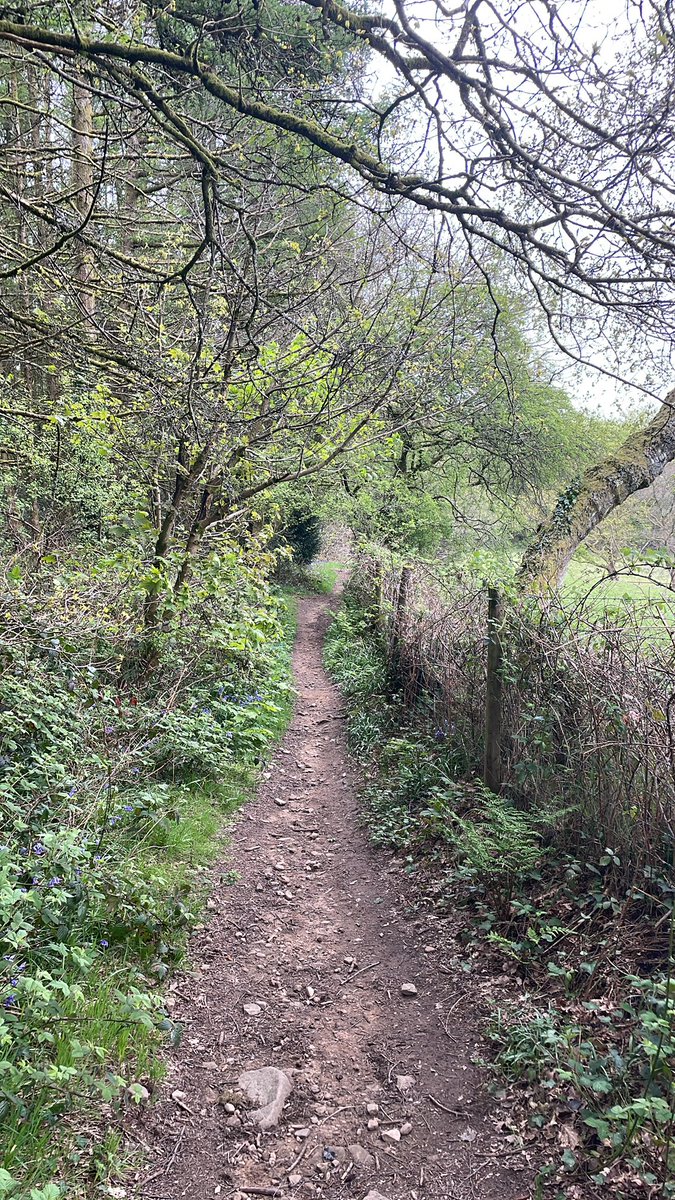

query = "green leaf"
[0,1170,17,1196]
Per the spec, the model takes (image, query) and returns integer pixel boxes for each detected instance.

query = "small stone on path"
[400,982,418,996]
[238,1066,293,1130]
[348,1144,375,1168]
[243,1002,261,1016]
[381,1127,401,1143]
[400,1121,413,1136]
[364,1192,393,1200]
[395,1073,415,1092]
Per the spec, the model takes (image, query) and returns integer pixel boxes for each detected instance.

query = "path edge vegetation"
[0,587,298,1200]
[325,564,675,1200]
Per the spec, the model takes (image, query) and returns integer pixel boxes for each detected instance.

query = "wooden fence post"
[483,586,504,793]
[388,564,412,686]
[371,559,384,631]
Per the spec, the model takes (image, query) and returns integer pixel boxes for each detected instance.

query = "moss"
[519,396,675,590]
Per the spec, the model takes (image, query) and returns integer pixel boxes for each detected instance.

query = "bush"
[281,510,322,565]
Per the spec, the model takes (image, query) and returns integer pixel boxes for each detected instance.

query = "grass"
[563,558,675,608]
[561,557,675,648]
[307,560,343,593]
[5,776,252,1196]
[276,560,344,596]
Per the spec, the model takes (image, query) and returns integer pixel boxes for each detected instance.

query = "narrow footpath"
[132,593,531,1200]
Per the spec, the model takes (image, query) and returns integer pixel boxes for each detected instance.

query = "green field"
[562,558,675,643]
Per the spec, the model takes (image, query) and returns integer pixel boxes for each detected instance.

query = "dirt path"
[132,593,531,1200]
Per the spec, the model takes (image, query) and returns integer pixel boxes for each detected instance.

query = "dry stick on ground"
[286,1142,309,1173]
[338,959,380,985]
[239,1189,285,1198]
[427,1093,468,1116]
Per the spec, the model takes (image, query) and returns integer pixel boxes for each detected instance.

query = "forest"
[1,0,675,1197]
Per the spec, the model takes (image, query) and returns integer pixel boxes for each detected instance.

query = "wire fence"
[354,554,675,883]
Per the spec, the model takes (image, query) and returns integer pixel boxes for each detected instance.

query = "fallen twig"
[427,1094,467,1117]
[287,1141,309,1173]
[239,1189,285,1197]
[338,959,380,986]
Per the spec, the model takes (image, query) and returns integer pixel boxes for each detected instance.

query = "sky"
[365,0,673,419]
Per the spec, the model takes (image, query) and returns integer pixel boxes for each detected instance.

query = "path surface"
[131,594,530,1200]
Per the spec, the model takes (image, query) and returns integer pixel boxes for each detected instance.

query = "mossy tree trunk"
[518,390,675,590]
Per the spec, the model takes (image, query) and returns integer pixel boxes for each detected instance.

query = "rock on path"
[129,591,531,1200]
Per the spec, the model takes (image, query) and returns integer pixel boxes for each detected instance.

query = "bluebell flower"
[123,805,133,812]
[47,877,61,887]
[68,786,77,798]
[99,939,109,949]
[104,725,115,735]
[4,995,16,1008]
[33,843,46,857]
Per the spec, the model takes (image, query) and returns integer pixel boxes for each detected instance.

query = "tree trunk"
[72,74,95,321]
[518,389,675,590]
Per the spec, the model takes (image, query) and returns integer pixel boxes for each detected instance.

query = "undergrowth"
[277,559,343,596]
[325,588,675,1199]
[0,587,295,1198]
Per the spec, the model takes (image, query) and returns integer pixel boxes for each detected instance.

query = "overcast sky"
[367,0,672,419]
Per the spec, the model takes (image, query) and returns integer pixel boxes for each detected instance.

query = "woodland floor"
[128,591,534,1200]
